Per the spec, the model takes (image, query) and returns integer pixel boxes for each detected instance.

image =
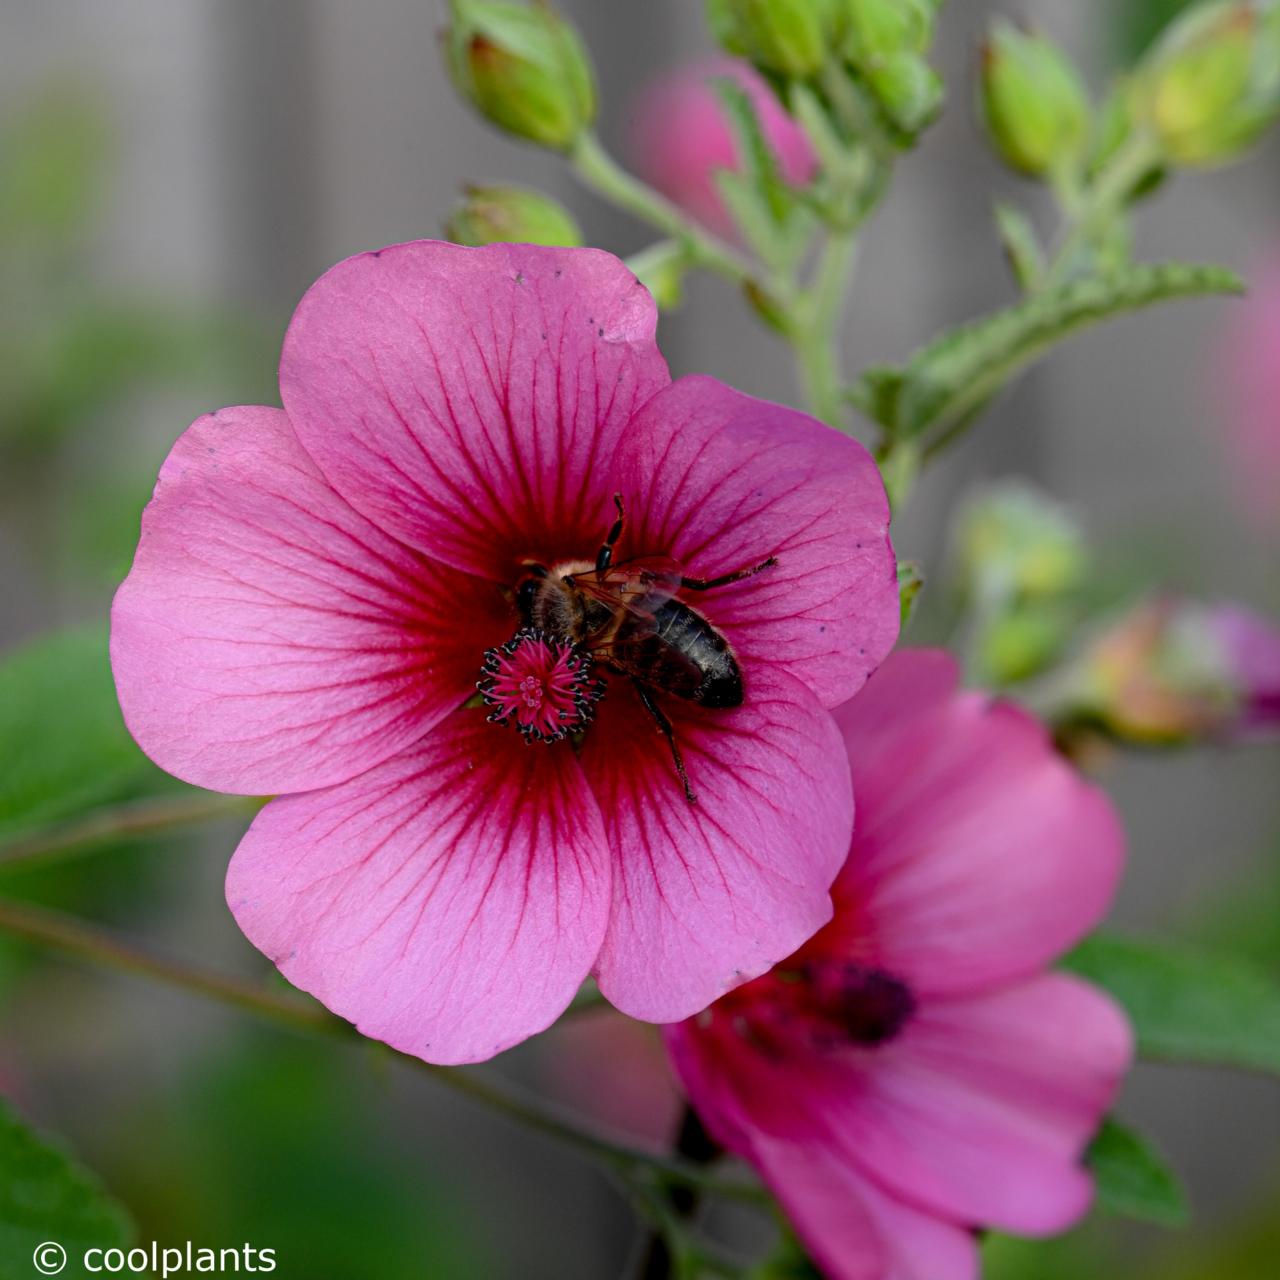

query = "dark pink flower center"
[722,959,915,1057]
[478,628,603,743]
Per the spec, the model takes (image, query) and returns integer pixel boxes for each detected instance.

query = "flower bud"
[704,0,843,78]
[1133,0,1280,167]
[842,0,935,62]
[958,481,1087,602]
[1076,598,1280,744]
[979,19,1091,178]
[863,51,944,138]
[444,0,596,150]
[445,184,582,246]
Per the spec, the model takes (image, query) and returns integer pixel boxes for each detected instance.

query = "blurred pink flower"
[111,240,899,1065]
[1081,597,1280,743]
[1220,256,1280,533]
[630,59,817,237]
[666,650,1131,1280]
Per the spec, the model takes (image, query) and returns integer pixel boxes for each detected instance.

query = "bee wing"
[586,610,705,697]
[569,556,683,617]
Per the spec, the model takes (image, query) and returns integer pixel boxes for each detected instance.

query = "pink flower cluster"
[112,239,1129,1277]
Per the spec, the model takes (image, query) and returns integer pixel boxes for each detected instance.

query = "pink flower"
[666,650,1131,1280]
[110,241,899,1064]
[1219,256,1280,534]
[629,59,817,237]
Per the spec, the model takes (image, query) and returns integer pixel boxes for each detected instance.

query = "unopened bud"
[705,0,843,78]
[1076,598,1280,744]
[444,1,596,150]
[958,481,1087,601]
[979,19,1091,178]
[445,184,582,246]
[842,0,935,62]
[1133,0,1280,167]
[863,51,944,138]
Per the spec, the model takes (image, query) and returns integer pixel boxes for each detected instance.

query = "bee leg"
[680,556,778,592]
[635,683,697,806]
[595,493,627,573]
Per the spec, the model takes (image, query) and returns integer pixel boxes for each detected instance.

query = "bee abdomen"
[654,602,742,709]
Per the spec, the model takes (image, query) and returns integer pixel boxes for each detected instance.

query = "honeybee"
[516,495,776,804]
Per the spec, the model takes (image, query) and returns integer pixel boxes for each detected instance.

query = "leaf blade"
[1087,1115,1189,1227]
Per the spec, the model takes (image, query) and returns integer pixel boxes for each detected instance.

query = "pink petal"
[110,406,509,795]
[584,665,852,1022]
[612,375,899,708]
[279,240,670,581]
[664,1024,977,1280]
[630,59,817,239]
[828,650,1125,997]
[828,975,1132,1235]
[225,709,611,1065]
[752,1135,980,1280]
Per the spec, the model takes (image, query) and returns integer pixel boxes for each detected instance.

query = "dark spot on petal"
[514,272,525,285]
[597,326,604,337]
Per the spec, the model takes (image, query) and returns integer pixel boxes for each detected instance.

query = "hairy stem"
[0,895,766,1205]
[570,132,756,286]
[1040,134,1161,291]
[0,791,262,872]
[791,231,859,427]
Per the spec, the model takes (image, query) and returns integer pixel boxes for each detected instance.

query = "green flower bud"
[445,1,596,150]
[445,184,583,246]
[979,19,1091,178]
[704,0,843,78]
[958,480,1087,602]
[842,0,935,62]
[864,51,944,138]
[1133,0,1280,167]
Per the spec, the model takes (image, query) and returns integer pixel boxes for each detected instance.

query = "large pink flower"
[629,59,817,238]
[110,240,899,1064]
[666,650,1131,1280]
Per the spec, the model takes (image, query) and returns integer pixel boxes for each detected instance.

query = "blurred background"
[1,1,1277,1276]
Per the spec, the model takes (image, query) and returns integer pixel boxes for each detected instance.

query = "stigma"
[478,628,603,743]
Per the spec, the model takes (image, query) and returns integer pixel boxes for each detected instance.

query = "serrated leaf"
[894,262,1244,438]
[993,202,1045,290]
[0,1098,132,1278]
[1087,1116,1189,1227]
[1063,933,1280,1073]
[0,624,184,842]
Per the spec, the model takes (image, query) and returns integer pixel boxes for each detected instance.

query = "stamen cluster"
[478,628,604,743]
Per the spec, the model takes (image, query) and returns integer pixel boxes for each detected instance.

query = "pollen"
[478,628,604,743]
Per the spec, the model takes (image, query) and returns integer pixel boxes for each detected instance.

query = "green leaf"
[0,1098,132,1278]
[876,262,1244,439]
[0,624,181,843]
[1087,1116,1189,1227]
[1063,932,1280,1073]
[897,561,925,630]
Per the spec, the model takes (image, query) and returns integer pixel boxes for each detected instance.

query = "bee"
[516,495,776,804]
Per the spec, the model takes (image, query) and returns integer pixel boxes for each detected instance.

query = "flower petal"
[828,650,1125,997]
[225,708,612,1065]
[610,375,899,708]
[829,974,1133,1235]
[110,406,509,795]
[584,665,851,1022]
[279,240,670,580]
[664,1024,977,1280]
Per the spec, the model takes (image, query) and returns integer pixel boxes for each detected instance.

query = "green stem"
[0,895,766,1205]
[570,133,756,286]
[791,231,859,427]
[1040,134,1161,291]
[0,791,261,872]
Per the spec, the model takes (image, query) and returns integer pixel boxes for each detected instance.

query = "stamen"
[721,960,916,1058]
[478,628,604,743]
